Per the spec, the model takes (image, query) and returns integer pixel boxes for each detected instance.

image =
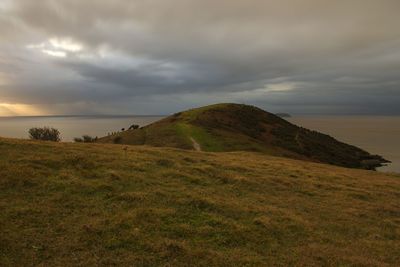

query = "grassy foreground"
[0,137,399,266]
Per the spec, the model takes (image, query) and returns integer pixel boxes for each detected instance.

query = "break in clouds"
[0,0,400,115]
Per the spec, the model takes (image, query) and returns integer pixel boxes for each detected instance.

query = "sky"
[0,0,399,116]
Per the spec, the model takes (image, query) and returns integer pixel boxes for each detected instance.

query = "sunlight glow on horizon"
[0,103,45,116]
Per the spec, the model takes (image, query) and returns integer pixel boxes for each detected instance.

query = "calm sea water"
[0,115,163,142]
[0,115,398,173]
[287,116,400,173]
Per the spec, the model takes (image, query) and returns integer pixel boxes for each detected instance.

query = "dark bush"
[74,137,83,143]
[83,135,97,143]
[129,124,139,130]
[29,127,61,142]
[74,135,97,143]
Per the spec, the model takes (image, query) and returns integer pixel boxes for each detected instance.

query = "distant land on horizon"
[275,113,291,118]
[3,109,400,118]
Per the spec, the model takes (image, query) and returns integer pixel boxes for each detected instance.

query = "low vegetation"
[0,137,399,266]
[74,135,98,143]
[28,127,61,142]
[129,124,140,130]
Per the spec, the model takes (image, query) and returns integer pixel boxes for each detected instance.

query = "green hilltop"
[99,103,388,170]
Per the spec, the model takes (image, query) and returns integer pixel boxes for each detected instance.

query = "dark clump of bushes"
[74,135,98,143]
[129,124,139,130]
[29,127,61,142]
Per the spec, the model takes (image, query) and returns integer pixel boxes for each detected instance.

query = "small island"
[275,112,291,118]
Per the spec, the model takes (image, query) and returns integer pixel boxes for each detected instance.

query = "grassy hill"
[1,137,399,266]
[98,103,388,169]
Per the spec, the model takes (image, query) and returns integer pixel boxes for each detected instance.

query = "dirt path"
[190,137,202,151]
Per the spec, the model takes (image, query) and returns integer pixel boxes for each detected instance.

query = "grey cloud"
[0,0,400,114]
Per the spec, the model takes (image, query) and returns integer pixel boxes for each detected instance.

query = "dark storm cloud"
[0,0,399,114]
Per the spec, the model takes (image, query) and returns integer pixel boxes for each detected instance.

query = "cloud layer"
[0,0,399,115]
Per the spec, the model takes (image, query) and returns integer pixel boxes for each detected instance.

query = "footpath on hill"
[190,137,202,151]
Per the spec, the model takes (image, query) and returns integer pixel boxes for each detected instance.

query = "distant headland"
[98,103,388,170]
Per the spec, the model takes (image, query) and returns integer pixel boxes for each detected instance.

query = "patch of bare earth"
[190,137,201,151]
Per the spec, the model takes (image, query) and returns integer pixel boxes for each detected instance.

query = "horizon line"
[1,113,400,118]
[0,114,168,118]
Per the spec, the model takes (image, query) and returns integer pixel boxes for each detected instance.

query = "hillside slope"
[0,138,399,266]
[98,103,388,169]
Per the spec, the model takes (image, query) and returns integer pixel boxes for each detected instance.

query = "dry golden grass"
[0,137,399,266]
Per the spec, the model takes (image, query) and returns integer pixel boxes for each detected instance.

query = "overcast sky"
[0,0,399,116]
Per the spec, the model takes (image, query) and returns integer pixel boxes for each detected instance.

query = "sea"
[0,115,398,173]
[287,116,400,173]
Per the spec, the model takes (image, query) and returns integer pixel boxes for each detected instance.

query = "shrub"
[74,135,98,143]
[83,135,97,143]
[29,127,61,142]
[129,124,139,130]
